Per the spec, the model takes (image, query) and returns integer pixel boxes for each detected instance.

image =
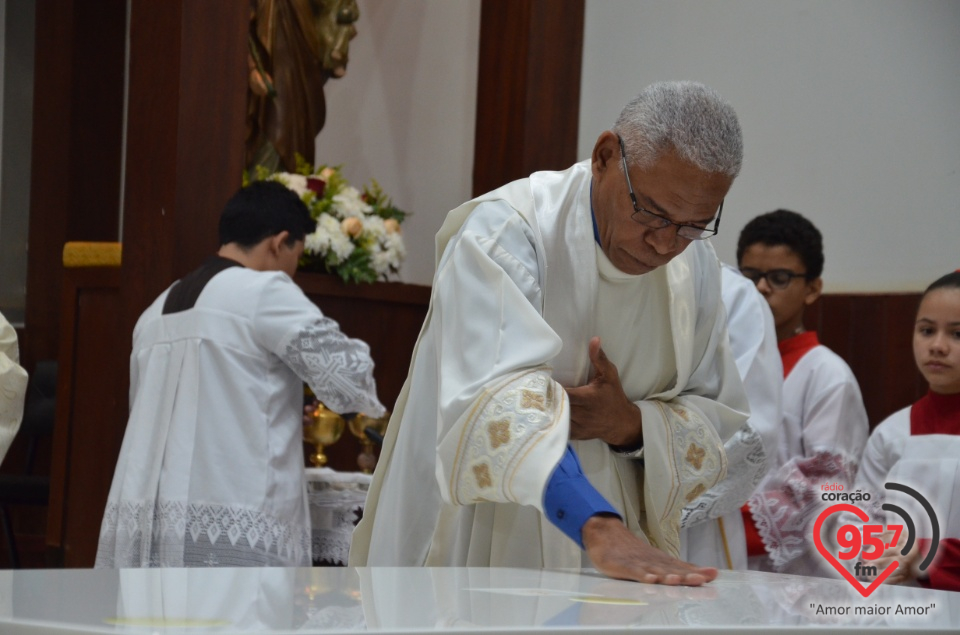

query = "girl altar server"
[855,270,960,591]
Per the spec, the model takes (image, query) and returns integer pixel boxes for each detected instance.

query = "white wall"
[319,0,481,286]
[580,0,960,292]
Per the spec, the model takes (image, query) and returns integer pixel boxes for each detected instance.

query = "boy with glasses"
[736,209,868,576]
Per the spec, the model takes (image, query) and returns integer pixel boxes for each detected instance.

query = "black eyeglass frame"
[617,135,723,241]
[739,267,809,290]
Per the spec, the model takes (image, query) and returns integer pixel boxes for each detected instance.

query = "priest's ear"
[591,131,620,179]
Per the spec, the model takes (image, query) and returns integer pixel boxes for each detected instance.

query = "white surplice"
[679,264,783,569]
[96,266,384,568]
[855,406,960,544]
[748,341,868,574]
[351,160,748,569]
[0,311,28,466]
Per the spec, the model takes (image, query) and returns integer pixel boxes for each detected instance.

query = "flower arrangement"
[246,157,407,284]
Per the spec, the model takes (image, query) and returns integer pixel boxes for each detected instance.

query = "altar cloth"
[306,467,371,565]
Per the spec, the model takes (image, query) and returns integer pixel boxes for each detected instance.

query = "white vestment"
[351,161,748,569]
[0,311,28,465]
[96,266,384,567]
[748,340,868,574]
[679,264,782,569]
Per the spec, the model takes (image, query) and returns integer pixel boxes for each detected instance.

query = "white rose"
[277,173,309,198]
[333,186,373,218]
[362,216,386,239]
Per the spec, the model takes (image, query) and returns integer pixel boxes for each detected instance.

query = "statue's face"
[313,0,359,78]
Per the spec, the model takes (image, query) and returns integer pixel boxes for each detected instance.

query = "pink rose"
[384,218,401,234]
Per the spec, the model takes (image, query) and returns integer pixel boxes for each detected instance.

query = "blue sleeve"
[543,445,621,549]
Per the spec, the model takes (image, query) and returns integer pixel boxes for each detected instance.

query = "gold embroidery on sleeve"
[521,389,546,411]
[685,443,705,470]
[488,419,511,449]
[685,483,706,503]
[473,463,493,489]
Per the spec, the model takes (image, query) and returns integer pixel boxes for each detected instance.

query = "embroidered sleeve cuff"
[543,445,620,549]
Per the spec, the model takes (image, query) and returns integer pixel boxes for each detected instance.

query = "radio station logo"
[813,482,940,598]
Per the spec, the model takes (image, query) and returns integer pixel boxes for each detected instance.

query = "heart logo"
[813,503,898,597]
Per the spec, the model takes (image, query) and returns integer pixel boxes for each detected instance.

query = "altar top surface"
[1,566,956,634]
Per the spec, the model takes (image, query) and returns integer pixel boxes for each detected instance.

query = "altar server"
[352,81,749,586]
[96,181,384,567]
[855,270,960,591]
[737,210,868,575]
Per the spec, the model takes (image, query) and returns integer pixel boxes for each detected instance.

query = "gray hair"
[614,81,743,178]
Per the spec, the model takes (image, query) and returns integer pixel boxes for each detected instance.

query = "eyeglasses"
[739,267,808,290]
[617,135,722,241]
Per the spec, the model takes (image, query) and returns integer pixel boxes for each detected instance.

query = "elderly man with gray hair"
[351,81,749,586]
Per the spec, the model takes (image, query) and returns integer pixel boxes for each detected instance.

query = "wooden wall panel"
[121,0,249,343]
[23,0,126,371]
[806,293,925,429]
[46,268,125,567]
[472,0,584,196]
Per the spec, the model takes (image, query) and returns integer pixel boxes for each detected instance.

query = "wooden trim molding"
[46,267,125,567]
[472,0,585,197]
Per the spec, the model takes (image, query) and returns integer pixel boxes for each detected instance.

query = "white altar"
[0,566,956,634]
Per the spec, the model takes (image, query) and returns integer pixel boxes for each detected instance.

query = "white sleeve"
[721,267,783,461]
[433,202,568,511]
[682,266,781,526]
[0,312,28,465]
[665,248,751,449]
[637,248,749,553]
[854,410,907,499]
[254,275,386,417]
[801,360,869,461]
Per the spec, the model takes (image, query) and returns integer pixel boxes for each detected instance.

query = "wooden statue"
[246,0,359,173]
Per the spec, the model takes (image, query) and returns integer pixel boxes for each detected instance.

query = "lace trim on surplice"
[747,449,858,569]
[681,422,767,528]
[96,500,311,568]
[282,317,384,417]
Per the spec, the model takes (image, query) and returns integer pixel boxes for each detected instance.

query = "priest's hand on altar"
[583,514,718,586]
[565,336,643,448]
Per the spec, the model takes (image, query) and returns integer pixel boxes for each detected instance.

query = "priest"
[351,81,749,585]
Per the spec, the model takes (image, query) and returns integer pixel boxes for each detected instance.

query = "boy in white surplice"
[96,181,385,567]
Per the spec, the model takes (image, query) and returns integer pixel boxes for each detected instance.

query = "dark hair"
[922,270,960,298]
[219,180,314,248]
[736,209,824,280]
